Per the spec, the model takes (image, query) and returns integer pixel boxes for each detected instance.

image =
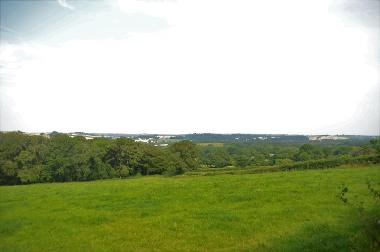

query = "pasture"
[1,165,379,251]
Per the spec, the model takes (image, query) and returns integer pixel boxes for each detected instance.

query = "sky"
[0,0,379,135]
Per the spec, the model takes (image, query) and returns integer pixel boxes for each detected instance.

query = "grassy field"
[196,142,225,147]
[1,165,379,251]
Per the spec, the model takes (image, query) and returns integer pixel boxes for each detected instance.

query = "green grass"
[1,165,379,251]
[196,142,225,147]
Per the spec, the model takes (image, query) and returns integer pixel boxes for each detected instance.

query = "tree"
[18,165,44,183]
[369,138,380,154]
[294,144,324,161]
[201,146,232,168]
[169,140,200,171]
[103,138,143,175]
[0,160,19,185]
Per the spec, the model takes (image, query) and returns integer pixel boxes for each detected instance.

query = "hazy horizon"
[1,0,379,135]
[1,130,377,137]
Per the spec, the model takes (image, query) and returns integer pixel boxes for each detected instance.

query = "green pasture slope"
[1,165,379,251]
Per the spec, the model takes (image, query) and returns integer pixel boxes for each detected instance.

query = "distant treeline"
[186,155,380,176]
[198,140,380,168]
[0,132,379,185]
[175,133,310,142]
[173,133,372,143]
[0,132,199,185]
[257,155,380,173]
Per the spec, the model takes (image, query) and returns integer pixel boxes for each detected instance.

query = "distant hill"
[173,133,309,142]
[24,132,375,145]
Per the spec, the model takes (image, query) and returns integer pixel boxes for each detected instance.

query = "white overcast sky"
[0,0,379,135]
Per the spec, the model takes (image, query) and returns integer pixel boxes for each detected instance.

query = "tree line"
[0,132,379,185]
[198,140,380,168]
[0,132,199,185]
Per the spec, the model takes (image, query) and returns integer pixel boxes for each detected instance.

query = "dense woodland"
[0,132,379,185]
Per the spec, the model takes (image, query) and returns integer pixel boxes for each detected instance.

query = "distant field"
[196,142,224,147]
[185,162,378,176]
[1,165,379,251]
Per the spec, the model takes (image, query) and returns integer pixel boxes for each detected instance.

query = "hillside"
[1,165,379,251]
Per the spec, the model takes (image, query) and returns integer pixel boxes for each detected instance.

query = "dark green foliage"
[187,156,380,177]
[294,144,325,161]
[200,146,233,168]
[369,138,380,154]
[169,140,200,171]
[280,155,380,171]
[197,141,378,169]
[0,132,378,185]
[0,132,195,184]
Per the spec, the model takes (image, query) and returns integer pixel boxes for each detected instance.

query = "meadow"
[1,165,379,251]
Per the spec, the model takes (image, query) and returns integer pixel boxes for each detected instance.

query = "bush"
[280,155,380,171]
[339,180,380,251]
